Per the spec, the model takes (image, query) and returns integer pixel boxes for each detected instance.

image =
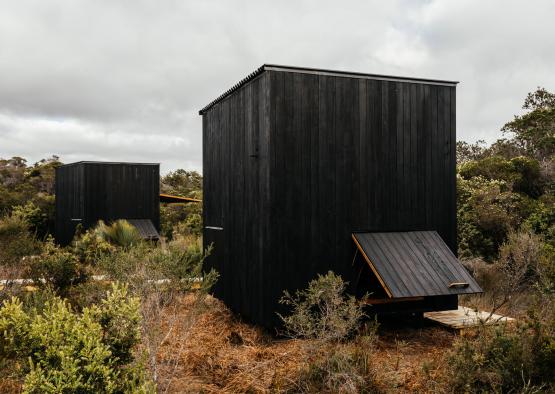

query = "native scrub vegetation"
[0,86,553,393]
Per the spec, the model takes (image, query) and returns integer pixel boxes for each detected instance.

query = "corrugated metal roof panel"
[198,64,458,115]
[352,231,482,298]
[127,219,159,240]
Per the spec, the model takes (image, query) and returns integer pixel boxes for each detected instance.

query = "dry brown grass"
[155,295,459,394]
[157,295,307,393]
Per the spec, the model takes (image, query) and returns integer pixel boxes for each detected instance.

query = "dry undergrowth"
[156,294,457,394]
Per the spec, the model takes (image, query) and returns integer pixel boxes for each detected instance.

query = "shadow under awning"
[352,231,482,298]
[127,219,160,240]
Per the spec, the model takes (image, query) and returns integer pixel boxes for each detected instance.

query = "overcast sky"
[1,0,554,173]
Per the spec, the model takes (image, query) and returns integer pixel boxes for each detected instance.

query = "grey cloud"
[0,0,554,172]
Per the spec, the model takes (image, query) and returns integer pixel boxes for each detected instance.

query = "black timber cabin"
[55,161,160,245]
[200,64,482,328]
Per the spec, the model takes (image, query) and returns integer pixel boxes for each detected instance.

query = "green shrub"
[511,156,545,198]
[28,238,87,295]
[98,238,216,295]
[0,211,42,266]
[11,200,54,240]
[278,271,364,341]
[73,225,116,265]
[446,310,555,393]
[459,156,519,184]
[525,200,555,247]
[0,283,153,393]
[94,283,142,364]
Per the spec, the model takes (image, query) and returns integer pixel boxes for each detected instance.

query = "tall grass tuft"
[95,219,142,248]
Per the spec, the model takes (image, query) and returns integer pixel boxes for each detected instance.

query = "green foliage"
[459,155,519,184]
[279,271,364,341]
[160,169,202,196]
[93,283,142,364]
[95,220,142,248]
[459,155,544,198]
[12,200,54,240]
[457,176,516,260]
[28,238,87,295]
[98,237,217,295]
[524,200,555,247]
[73,225,116,265]
[0,156,60,237]
[0,211,42,266]
[502,87,555,161]
[159,169,202,239]
[0,283,153,393]
[446,311,554,393]
[511,156,545,197]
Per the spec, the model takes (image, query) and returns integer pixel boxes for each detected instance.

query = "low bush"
[0,283,153,393]
[291,324,380,394]
[97,236,216,389]
[279,271,364,341]
[445,310,555,393]
[0,211,41,266]
[73,225,115,265]
[28,238,87,296]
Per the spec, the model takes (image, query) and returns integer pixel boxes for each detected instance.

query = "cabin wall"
[202,69,456,327]
[265,70,456,325]
[83,163,160,230]
[55,162,160,245]
[203,72,271,324]
[55,164,85,245]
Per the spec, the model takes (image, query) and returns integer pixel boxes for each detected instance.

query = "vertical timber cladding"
[202,72,271,325]
[55,162,160,245]
[55,163,85,245]
[201,65,457,327]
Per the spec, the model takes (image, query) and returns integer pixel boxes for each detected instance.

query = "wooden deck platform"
[424,306,515,330]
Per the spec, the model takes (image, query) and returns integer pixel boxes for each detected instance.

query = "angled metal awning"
[352,231,482,298]
[159,193,202,204]
[127,219,160,240]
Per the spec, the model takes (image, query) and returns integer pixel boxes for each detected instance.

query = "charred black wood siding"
[202,67,457,327]
[55,162,160,245]
[203,72,271,324]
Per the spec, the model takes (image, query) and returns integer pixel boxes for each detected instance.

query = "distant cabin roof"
[199,64,459,115]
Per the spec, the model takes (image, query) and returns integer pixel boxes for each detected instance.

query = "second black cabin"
[55,161,160,245]
[200,64,481,327]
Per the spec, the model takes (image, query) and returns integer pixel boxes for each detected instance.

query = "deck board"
[424,306,515,330]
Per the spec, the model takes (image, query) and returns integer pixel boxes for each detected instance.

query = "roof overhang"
[159,193,202,204]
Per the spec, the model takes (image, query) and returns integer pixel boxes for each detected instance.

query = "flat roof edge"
[198,64,458,115]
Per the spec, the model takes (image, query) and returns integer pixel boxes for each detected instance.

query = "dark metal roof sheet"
[352,231,482,298]
[127,219,159,240]
[198,64,459,115]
